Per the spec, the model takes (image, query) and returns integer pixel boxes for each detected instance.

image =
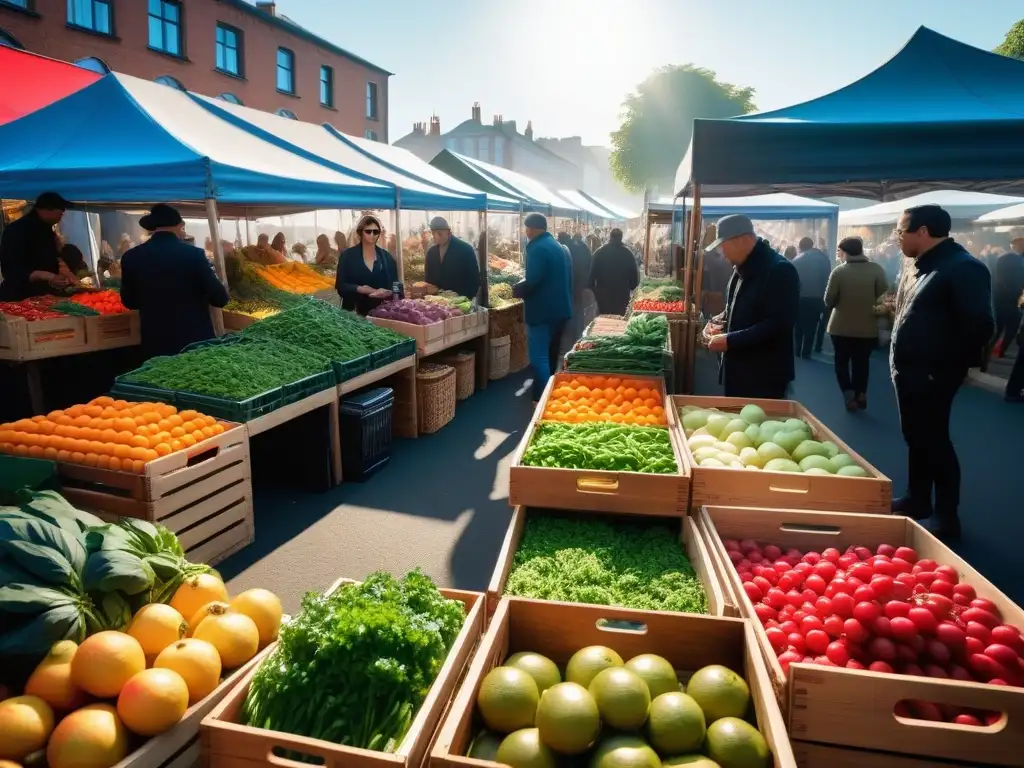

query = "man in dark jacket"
[705,215,799,399]
[120,204,229,360]
[890,204,994,539]
[424,216,481,300]
[589,228,639,316]
[514,213,572,402]
[0,192,73,300]
[791,236,833,358]
[560,231,593,345]
[989,238,1024,358]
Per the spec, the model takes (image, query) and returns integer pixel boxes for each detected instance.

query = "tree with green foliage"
[995,19,1024,59]
[610,65,755,193]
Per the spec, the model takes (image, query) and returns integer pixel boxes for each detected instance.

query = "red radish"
[869,660,894,673]
[802,551,822,565]
[970,597,1000,615]
[754,603,776,623]
[780,620,799,635]
[954,713,982,726]
[844,618,869,643]
[984,644,1019,667]
[885,601,911,619]
[822,547,841,562]
[814,561,837,581]
[815,597,834,618]
[832,593,855,617]
[962,609,999,629]
[952,583,976,602]
[846,659,866,670]
[890,557,914,574]
[965,636,986,657]
[823,615,844,637]
[908,607,939,634]
[763,544,782,561]
[894,546,917,563]
[724,539,741,552]
[805,629,830,654]
[787,633,806,653]
[873,616,892,637]
[969,653,1009,681]
[936,621,967,647]
[826,640,850,666]
[890,617,918,641]
[916,559,938,572]
[765,627,787,652]
[748,551,764,564]
[925,638,952,665]
[929,579,954,598]
[868,637,897,661]
[949,664,973,682]
[965,622,991,643]
[935,565,959,583]
[739,538,758,553]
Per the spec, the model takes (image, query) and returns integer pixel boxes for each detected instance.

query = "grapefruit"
[127,603,188,658]
[646,692,706,755]
[588,668,651,730]
[71,631,146,699]
[495,728,556,768]
[467,730,503,762]
[117,668,190,736]
[705,717,769,768]
[24,641,87,711]
[534,682,600,755]
[153,639,223,704]
[0,696,54,761]
[169,573,229,622]
[229,589,283,647]
[476,666,539,733]
[505,652,561,693]
[192,605,260,668]
[624,654,679,699]
[565,646,623,688]
[46,703,127,768]
[589,735,661,768]
[685,666,750,723]
[187,602,231,637]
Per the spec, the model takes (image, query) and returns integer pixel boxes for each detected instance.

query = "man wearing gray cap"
[704,214,800,399]
[424,216,480,300]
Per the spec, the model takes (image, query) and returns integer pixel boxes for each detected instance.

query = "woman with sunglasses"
[336,214,398,315]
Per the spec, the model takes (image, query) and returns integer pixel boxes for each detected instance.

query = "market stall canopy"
[975,201,1024,226]
[430,149,535,207]
[454,153,581,217]
[650,193,839,220]
[194,94,483,211]
[0,47,101,125]
[674,27,1024,200]
[329,131,522,213]
[839,191,1024,227]
[585,194,639,220]
[0,73,393,213]
[558,189,618,219]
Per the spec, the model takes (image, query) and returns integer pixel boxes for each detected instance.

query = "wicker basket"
[416,363,457,434]
[489,336,511,380]
[438,351,476,401]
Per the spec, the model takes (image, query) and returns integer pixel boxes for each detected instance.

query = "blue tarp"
[0,73,393,210]
[649,193,838,221]
[675,27,1024,200]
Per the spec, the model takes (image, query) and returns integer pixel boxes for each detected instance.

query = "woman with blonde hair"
[336,214,398,314]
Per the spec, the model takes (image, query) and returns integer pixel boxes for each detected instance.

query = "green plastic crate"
[333,353,373,383]
[371,338,416,368]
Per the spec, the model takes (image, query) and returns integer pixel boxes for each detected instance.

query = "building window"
[479,136,492,162]
[67,0,113,36]
[494,138,505,166]
[215,23,242,76]
[148,0,181,57]
[218,92,243,105]
[276,47,295,94]
[460,137,474,156]
[155,75,185,91]
[365,129,378,141]
[319,65,334,108]
[0,27,24,49]
[276,108,297,120]
[2,1,28,10]
[75,56,110,74]
[366,82,378,120]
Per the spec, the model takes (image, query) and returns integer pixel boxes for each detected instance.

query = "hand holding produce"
[543,375,665,425]
[522,422,678,474]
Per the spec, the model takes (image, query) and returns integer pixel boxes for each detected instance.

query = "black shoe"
[892,496,932,520]
[857,393,867,410]
[928,517,962,541]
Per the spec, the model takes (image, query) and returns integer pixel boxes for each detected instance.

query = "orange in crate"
[542,374,666,425]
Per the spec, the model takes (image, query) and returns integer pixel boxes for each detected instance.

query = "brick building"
[0,0,390,140]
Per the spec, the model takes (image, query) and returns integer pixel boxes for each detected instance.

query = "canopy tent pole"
[205,197,227,337]
[518,202,525,262]
[681,185,701,393]
[642,189,652,276]
[394,191,404,286]
[478,210,489,307]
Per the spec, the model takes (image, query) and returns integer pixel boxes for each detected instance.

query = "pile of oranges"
[542,375,666,425]
[0,397,225,473]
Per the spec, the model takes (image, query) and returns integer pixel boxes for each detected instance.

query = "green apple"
[830,453,857,472]
[837,464,869,477]
[764,457,802,473]
[700,457,727,468]
[744,424,761,444]
[688,434,718,451]
[682,409,710,430]
[739,447,764,468]
[757,442,789,462]
[773,430,805,456]
[804,467,833,476]
[720,418,749,440]
[726,431,753,450]
[739,403,767,425]
[693,446,721,464]
[715,441,739,456]
[705,414,730,437]
[792,440,828,463]
[785,418,810,433]
[820,440,840,458]
[758,420,784,443]
[799,455,834,473]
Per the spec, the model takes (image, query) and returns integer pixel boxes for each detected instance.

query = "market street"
[219,350,1024,614]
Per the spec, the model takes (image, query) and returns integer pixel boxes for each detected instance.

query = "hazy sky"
[274,0,1021,146]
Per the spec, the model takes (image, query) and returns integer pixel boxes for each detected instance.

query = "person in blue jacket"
[513,213,572,402]
[119,204,229,360]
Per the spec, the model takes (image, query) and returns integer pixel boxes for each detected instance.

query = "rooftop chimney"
[255,1,276,16]
[525,120,534,140]
[412,122,425,136]
[471,102,482,123]
[494,114,504,126]
[429,115,441,136]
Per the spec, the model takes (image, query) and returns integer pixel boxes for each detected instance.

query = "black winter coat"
[589,242,638,316]
[425,235,480,300]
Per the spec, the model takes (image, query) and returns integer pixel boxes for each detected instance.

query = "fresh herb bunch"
[564,314,668,375]
[504,515,708,614]
[522,422,678,474]
[242,570,464,753]
[624,312,669,346]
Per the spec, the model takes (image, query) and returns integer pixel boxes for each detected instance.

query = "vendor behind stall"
[424,217,481,300]
[336,214,397,315]
[0,192,73,300]
[120,204,229,360]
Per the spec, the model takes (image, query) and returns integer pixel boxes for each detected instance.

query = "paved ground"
[218,348,1024,613]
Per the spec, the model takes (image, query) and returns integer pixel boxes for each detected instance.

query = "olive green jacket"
[824,255,888,338]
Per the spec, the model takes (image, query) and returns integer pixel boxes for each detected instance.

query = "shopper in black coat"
[588,228,639,316]
[424,216,481,300]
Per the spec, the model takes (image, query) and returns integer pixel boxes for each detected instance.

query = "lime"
[646,692,706,755]
[566,646,624,688]
[662,756,721,768]
[535,682,601,754]
[685,665,750,723]
[705,717,769,768]
[589,735,661,768]
[588,667,651,730]
[467,730,503,761]
[506,652,562,693]
[625,654,679,699]
[477,666,540,733]
[496,728,556,768]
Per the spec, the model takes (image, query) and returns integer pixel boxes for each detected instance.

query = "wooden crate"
[58,425,254,567]
[692,506,741,615]
[368,316,445,353]
[202,581,485,768]
[445,314,469,337]
[672,395,892,513]
[699,505,1024,766]
[792,742,977,768]
[430,597,796,768]
[0,314,88,360]
[85,311,141,350]
[487,506,729,617]
[510,375,690,516]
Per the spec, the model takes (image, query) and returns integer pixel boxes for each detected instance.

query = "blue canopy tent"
[454,154,581,219]
[430,150,536,210]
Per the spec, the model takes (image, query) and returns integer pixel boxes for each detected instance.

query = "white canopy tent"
[839,191,1024,227]
[976,202,1024,225]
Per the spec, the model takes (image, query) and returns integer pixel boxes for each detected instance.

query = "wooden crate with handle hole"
[792,741,974,768]
[673,395,891,513]
[487,505,729,618]
[0,314,89,360]
[201,579,484,768]
[699,504,1024,766]
[85,311,141,351]
[430,596,797,768]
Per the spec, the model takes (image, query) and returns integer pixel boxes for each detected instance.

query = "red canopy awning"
[0,47,102,125]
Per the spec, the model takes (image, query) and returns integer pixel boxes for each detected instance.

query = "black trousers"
[993,304,1020,353]
[1006,351,1024,397]
[894,374,962,523]
[815,309,828,352]
[795,298,824,357]
[831,336,875,395]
